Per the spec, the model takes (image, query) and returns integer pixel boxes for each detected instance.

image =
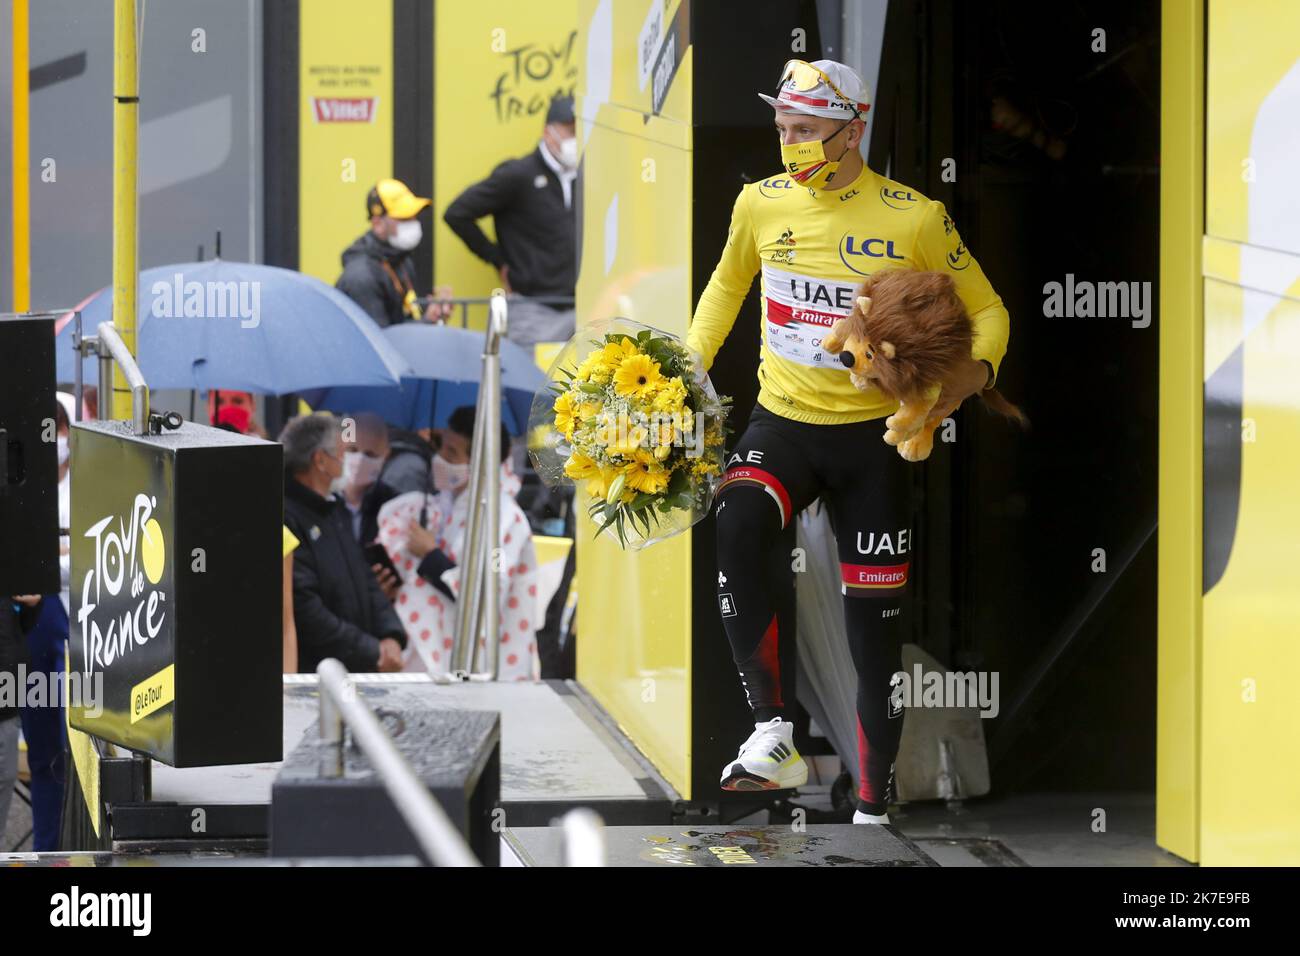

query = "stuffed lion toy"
[821,269,1027,462]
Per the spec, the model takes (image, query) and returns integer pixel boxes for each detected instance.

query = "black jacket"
[335,231,419,328]
[348,480,398,547]
[443,146,576,298]
[283,477,406,673]
[1,599,38,722]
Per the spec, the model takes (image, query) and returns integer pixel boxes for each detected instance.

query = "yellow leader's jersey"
[686,162,1010,426]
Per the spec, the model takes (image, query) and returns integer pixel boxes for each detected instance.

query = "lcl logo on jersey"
[758,176,795,199]
[880,186,919,210]
[838,233,906,276]
[947,240,970,271]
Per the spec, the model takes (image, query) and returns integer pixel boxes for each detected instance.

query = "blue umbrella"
[306,323,546,436]
[53,260,408,394]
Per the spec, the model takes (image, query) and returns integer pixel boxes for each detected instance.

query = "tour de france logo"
[77,493,168,680]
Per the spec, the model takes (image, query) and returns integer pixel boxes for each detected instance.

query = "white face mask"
[559,136,578,169]
[432,453,470,493]
[343,450,383,489]
[57,435,69,466]
[387,218,422,251]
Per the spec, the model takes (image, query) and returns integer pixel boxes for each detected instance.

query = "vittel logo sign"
[311,96,378,122]
[879,186,918,209]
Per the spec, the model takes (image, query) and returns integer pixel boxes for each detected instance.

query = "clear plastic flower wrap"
[528,317,732,550]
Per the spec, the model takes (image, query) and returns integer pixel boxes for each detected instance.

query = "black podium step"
[502,824,939,867]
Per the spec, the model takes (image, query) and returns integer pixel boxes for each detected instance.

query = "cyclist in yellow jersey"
[689,59,1010,823]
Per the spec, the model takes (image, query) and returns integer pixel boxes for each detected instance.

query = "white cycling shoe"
[719,717,809,792]
[853,809,891,825]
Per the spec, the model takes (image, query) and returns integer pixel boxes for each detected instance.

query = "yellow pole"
[111,0,139,420]
[11,0,28,311]
[1156,0,1204,863]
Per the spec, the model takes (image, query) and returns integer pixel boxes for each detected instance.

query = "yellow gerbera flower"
[613,354,664,398]
[625,451,671,494]
[552,390,578,438]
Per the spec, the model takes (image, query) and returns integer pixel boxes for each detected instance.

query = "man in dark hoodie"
[336,178,453,328]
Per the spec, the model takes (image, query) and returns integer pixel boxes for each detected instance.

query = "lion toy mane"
[820,269,1027,462]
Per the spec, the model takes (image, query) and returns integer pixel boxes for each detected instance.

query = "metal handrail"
[415,293,573,330]
[68,309,150,434]
[451,292,507,679]
[316,659,480,867]
[93,322,149,434]
[71,310,86,424]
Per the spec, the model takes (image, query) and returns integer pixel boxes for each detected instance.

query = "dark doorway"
[872,0,1161,793]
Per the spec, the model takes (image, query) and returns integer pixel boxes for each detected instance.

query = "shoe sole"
[720,761,808,792]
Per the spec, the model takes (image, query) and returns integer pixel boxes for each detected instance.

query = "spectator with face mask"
[443,96,578,347]
[208,388,267,438]
[376,406,537,680]
[340,412,393,545]
[336,178,454,328]
[280,413,407,673]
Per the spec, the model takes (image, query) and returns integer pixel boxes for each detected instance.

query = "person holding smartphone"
[375,406,538,680]
[281,413,407,673]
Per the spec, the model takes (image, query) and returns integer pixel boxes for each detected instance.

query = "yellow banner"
[573,0,693,798]
[299,0,394,284]
[434,1,580,317]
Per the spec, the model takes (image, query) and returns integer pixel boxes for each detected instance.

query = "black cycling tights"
[714,404,914,816]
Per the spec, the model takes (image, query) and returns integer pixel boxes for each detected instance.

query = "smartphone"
[364,542,401,581]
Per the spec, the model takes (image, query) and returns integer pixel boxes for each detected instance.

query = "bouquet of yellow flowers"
[528,318,732,550]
